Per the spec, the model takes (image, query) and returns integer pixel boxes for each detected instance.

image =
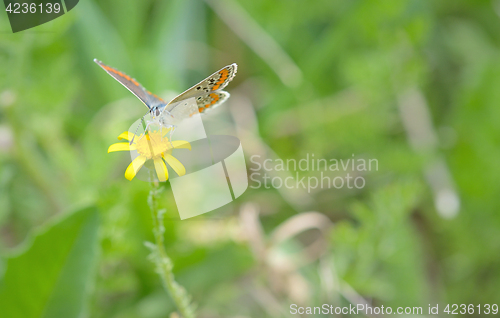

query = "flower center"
[135,131,172,159]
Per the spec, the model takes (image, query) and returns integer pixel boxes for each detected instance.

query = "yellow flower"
[108,129,191,181]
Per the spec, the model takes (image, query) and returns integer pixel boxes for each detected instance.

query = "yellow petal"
[117,131,137,141]
[163,154,186,176]
[171,140,191,150]
[154,157,169,182]
[108,142,136,153]
[124,156,147,181]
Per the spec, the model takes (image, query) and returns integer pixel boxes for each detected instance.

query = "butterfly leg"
[157,123,176,149]
[156,108,177,147]
[167,126,176,149]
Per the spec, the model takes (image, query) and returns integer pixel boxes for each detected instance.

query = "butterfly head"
[150,106,162,118]
[147,105,175,128]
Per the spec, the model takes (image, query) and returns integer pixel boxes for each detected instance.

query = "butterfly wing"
[165,91,231,123]
[196,91,230,114]
[94,59,165,109]
[166,63,237,107]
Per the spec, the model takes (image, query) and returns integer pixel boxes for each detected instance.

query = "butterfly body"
[94,59,237,128]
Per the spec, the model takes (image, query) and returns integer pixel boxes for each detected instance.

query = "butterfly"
[94,59,237,130]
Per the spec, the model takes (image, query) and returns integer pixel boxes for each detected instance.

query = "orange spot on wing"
[212,84,220,90]
[209,93,219,104]
[103,66,122,77]
[216,74,228,85]
[152,94,164,101]
[198,107,204,113]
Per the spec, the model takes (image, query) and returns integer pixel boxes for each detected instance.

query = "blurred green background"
[1,0,500,317]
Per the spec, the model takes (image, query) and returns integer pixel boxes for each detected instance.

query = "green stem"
[147,178,196,318]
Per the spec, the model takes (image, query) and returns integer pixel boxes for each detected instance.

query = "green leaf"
[0,206,100,318]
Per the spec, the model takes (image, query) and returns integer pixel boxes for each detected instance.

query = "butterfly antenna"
[129,113,149,145]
